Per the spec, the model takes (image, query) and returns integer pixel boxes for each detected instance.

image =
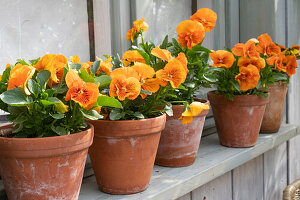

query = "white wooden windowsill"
[79,124,299,200]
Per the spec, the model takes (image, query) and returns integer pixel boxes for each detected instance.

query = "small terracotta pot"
[155,100,209,167]
[0,123,94,200]
[260,82,288,133]
[88,114,166,195]
[208,91,269,148]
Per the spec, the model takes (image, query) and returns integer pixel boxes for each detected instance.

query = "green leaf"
[51,125,70,136]
[224,47,233,52]
[272,73,288,81]
[0,88,33,106]
[203,73,217,83]
[36,70,51,89]
[69,63,82,71]
[178,84,188,91]
[257,92,268,98]
[140,89,152,95]
[191,45,212,53]
[109,109,125,120]
[50,113,65,119]
[90,61,100,75]
[95,75,112,89]
[133,112,145,119]
[96,95,123,109]
[27,79,41,96]
[79,69,95,83]
[172,38,184,51]
[133,48,150,64]
[16,59,29,65]
[165,104,173,117]
[1,65,12,83]
[160,35,169,49]
[231,80,240,91]
[28,57,40,65]
[81,109,103,120]
[41,97,60,106]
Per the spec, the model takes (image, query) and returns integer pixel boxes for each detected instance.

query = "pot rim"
[0,123,94,157]
[207,90,269,106]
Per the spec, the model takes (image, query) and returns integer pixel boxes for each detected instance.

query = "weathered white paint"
[78,124,298,200]
[93,0,112,58]
[0,0,90,71]
[191,172,232,200]
[263,142,287,200]
[233,155,264,200]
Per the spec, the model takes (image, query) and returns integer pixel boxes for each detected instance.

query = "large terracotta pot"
[88,114,166,194]
[0,123,94,200]
[208,91,269,148]
[260,82,288,133]
[155,100,209,167]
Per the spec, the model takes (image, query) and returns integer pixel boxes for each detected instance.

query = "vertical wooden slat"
[93,0,111,58]
[232,155,264,200]
[225,0,239,47]
[196,0,225,50]
[177,193,191,200]
[191,172,232,200]
[110,0,131,56]
[263,143,287,200]
[287,0,300,184]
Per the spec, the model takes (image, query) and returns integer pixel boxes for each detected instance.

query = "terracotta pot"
[208,91,269,148]
[0,123,94,200]
[260,82,288,133]
[88,114,166,194]
[155,100,209,167]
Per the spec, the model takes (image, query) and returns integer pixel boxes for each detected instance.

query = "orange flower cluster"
[177,8,217,49]
[65,69,99,109]
[34,54,67,87]
[109,47,188,101]
[126,18,148,42]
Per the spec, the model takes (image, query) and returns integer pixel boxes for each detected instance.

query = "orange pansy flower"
[156,59,187,88]
[110,67,140,80]
[109,74,141,101]
[132,62,155,81]
[179,102,210,124]
[175,53,188,73]
[190,8,217,32]
[237,57,266,70]
[7,64,36,94]
[286,55,297,76]
[70,55,80,63]
[126,18,148,42]
[80,62,93,74]
[232,41,260,58]
[34,54,67,87]
[256,33,281,56]
[95,57,113,76]
[122,50,146,67]
[151,46,172,62]
[209,50,235,68]
[266,53,287,72]
[177,20,205,50]
[235,64,260,91]
[65,69,99,109]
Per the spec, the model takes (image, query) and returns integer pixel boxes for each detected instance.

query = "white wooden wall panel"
[177,193,191,200]
[93,0,111,58]
[135,0,192,45]
[197,0,225,50]
[225,0,239,48]
[287,0,300,184]
[191,172,232,200]
[232,156,264,200]
[0,0,90,71]
[263,143,287,200]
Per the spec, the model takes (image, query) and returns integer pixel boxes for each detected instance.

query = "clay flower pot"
[208,91,269,148]
[88,114,166,194]
[260,82,288,133]
[155,100,209,167]
[0,123,94,200]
